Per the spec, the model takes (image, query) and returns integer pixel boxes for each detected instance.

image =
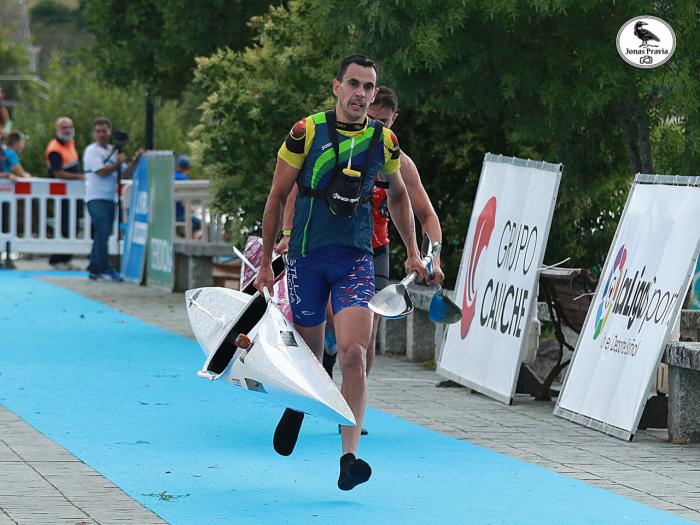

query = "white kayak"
[185,286,356,426]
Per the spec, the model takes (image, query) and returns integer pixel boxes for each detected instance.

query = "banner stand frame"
[553,173,700,440]
[436,153,563,405]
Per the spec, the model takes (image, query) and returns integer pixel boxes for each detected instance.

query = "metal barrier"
[121,179,225,243]
[0,177,223,257]
[0,177,117,255]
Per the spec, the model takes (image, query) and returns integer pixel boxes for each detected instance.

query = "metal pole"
[145,95,155,150]
[2,241,16,269]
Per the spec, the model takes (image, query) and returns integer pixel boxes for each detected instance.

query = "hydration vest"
[290,111,386,258]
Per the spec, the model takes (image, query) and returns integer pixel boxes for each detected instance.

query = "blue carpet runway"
[0,271,692,524]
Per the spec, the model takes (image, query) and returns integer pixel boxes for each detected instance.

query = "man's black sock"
[337,452,372,491]
[273,408,304,456]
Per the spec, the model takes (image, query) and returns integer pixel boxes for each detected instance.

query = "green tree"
[190,3,363,245]
[13,57,188,177]
[83,0,275,99]
[29,0,93,72]
[0,15,30,106]
[192,0,700,283]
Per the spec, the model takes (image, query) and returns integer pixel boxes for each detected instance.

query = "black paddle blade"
[368,283,414,319]
[428,288,462,324]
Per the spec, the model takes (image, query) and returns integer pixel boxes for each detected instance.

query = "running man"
[276,86,445,381]
[254,54,426,490]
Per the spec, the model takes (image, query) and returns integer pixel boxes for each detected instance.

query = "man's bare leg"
[295,323,325,361]
[334,306,373,489]
[334,307,372,453]
[366,313,381,374]
[272,322,325,456]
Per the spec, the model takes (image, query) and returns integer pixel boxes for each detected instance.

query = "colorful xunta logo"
[593,244,628,339]
[461,197,497,339]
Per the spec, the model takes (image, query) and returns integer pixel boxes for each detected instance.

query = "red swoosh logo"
[461,197,497,339]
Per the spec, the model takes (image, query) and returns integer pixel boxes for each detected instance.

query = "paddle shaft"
[399,253,434,287]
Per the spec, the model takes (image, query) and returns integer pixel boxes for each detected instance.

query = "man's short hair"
[92,117,112,129]
[337,54,378,81]
[7,132,25,146]
[371,86,399,113]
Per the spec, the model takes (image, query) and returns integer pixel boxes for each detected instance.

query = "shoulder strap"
[365,121,384,175]
[325,110,340,174]
[295,110,337,192]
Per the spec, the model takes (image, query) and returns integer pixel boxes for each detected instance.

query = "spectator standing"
[83,117,140,282]
[45,117,84,270]
[174,155,202,235]
[4,132,31,179]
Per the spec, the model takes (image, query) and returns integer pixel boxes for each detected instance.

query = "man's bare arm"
[95,152,126,176]
[385,168,426,279]
[400,151,444,284]
[261,158,299,263]
[10,163,30,178]
[282,184,298,230]
[274,184,299,254]
[121,150,145,179]
[401,152,441,244]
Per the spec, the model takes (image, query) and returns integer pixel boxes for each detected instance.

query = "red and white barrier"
[0,177,224,257]
[0,177,117,255]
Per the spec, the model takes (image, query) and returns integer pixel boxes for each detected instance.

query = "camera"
[113,129,129,152]
[640,55,653,65]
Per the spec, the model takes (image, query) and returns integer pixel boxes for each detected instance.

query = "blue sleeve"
[5,149,19,169]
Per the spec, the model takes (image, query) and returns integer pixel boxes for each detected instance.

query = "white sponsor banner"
[554,175,700,440]
[437,154,561,404]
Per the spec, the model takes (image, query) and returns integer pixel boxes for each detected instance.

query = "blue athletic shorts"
[286,244,375,327]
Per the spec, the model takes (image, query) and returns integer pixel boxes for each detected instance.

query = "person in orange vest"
[44,117,85,270]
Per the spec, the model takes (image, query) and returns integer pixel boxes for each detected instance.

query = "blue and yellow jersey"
[278,111,400,258]
[279,115,400,175]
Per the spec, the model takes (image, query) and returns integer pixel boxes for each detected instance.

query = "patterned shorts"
[286,244,375,327]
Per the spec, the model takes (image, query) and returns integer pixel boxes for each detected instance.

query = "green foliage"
[83,0,273,98]
[29,0,93,72]
[190,4,348,244]
[0,38,27,75]
[13,57,187,176]
[192,0,700,284]
[0,16,29,93]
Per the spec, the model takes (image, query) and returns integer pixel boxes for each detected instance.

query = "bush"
[14,56,189,177]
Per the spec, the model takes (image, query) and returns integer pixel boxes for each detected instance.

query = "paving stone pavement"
[1,265,699,523]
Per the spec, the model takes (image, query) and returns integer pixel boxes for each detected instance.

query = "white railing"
[0,177,117,255]
[174,180,225,242]
[121,179,225,244]
[0,178,224,256]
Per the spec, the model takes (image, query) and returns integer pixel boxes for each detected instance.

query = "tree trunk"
[630,91,653,173]
[617,99,642,175]
[145,95,155,150]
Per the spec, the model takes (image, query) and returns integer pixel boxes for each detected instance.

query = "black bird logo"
[634,21,660,47]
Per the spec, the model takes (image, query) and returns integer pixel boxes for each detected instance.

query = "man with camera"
[83,117,140,281]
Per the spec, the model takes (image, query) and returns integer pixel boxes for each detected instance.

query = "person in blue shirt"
[4,132,31,179]
[174,155,202,235]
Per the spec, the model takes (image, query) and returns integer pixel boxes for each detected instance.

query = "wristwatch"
[282,229,292,237]
[431,242,442,258]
